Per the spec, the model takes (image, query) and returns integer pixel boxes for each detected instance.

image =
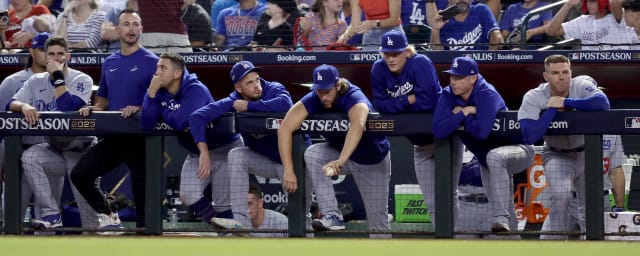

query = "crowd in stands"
[0,0,639,53]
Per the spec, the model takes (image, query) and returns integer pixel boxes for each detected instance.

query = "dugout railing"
[2,110,638,239]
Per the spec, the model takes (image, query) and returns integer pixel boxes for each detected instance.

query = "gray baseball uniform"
[14,68,99,228]
[251,209,288,238]
[518,75,607,239]
[569,134,625,232]
[0,68,46,225]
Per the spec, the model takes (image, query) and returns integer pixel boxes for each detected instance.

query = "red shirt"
[5,5,51,47]
[137,0,186,34]
[359,0,401,25]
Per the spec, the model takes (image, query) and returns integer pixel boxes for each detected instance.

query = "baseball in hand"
[324,166,336,176]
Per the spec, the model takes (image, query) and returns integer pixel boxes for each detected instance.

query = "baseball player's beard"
[246,93,262,101]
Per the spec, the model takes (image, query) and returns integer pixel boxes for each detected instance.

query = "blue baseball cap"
[444,57,478,76]
[230,61,261,84]
[312,64,339,90]
[31,32,52,49]
[379,30,408,52]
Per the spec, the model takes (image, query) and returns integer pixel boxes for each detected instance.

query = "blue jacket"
[190,78,291,162]
[433,74,520,167]
[141,70,239,154]
[371,54,441,146]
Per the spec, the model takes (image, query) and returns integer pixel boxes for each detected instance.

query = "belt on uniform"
[458,194,489,203]
[549,145,585,153]
[571,190,609,198]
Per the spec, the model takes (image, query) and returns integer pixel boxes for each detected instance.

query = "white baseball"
[324,166,336,176]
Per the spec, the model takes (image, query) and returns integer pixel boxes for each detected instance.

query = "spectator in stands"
[55,0,107,50]
[1,0,51,50]
[623,0,640,44]
[181,0,213,50]
[337,0,404,51]
[251,0,297,51]
[297,0,347,50]
[211,0,267,32]
[198,0,213,15]
[500,0,553,49]
[215,0,267,50]
[9,36,99,231]
[428,0,504,50]
[20,13,56,34]
[101,0,138,52]
[138,0,192,53]
[546,0,638,50]
[38,0,65,15]
[342,0,364,46]
[401,0,427,26]
[70,8,159,233]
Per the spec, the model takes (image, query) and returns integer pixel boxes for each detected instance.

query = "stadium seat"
[403,24,431,51]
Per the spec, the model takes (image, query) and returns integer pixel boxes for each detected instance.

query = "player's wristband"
[51,70,66,88]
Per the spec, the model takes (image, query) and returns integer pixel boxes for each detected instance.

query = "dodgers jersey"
[0,69,35,111]
[439,4,499,50]
[518,76,608,149]
[13,68,94,149]
[371,53,441,145]
[499,1,552,44]
[300,83,390,165]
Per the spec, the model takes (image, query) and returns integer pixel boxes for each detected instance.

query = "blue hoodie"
[433,74,522,167]
[371,53,441,146]
[140,69,239,154]
[190,78,292,162]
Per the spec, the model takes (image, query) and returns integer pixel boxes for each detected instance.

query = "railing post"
[288,134,307,237]
[144,135,163,235]
[4,135,23,234]
[585,134,604,240]
[434,137,454,238]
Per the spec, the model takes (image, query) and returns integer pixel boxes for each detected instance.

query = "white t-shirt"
[562,14,640,50]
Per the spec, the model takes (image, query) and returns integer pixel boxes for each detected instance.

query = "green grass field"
[1,237,639,256]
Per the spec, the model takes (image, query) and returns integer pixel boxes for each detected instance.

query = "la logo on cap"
[452,59,459,68]
[386,36,394,46]
[242,62,250,69]
[317,72,323,81]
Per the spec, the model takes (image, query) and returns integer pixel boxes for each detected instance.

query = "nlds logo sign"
[349,53,381,62]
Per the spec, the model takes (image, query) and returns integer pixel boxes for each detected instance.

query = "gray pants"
[180,138,243,211]
[414,136,464,226]
[228,146,311,228]
[540,148,585,240]
[304,142,391,237]
[21,143,99,228]
[481,144,535,224]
